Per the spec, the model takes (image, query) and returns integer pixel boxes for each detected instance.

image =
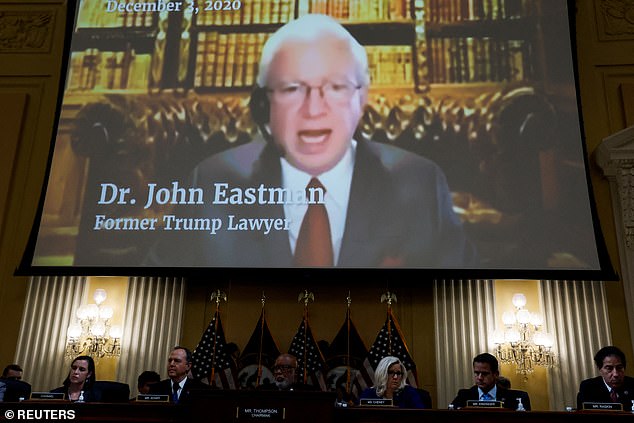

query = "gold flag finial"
[380,291,397,306]
[211,289,227,308]
[298,289,314,307]
[261,291,266,308]
[346,291,352,308]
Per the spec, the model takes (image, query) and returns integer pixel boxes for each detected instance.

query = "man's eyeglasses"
[388,371,404,377]
[267,81,362,106]
[273,365,296,372]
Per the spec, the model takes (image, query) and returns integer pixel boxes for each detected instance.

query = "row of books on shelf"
[195,0,295,26]
[74,0,413,28]
[194,32,269,88]
[427,37,529,83]
[194,32,416,89]
[426,0,536,22]
[77,0,155,28]
[66,49,151,91]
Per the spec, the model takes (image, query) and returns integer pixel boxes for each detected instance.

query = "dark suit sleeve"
[397,386,425,409]
[450,388,471,409]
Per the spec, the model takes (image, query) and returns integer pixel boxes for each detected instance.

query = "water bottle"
[516,397,525,411]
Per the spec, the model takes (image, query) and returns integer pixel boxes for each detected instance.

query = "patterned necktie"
[481,392,493,401]
[172,381,180,403]
[294,178,333,266]
[610,390,618,403]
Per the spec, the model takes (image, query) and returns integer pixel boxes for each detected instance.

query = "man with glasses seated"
[358,356,424,408]
[145,13,475,269]
[257,353,317,391]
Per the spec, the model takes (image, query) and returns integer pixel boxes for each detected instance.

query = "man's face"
[599,354,625,390]
[272,355,297,389]
[266,36,367,175]
[5,369,22,381]
[473,362,498,392]
[167,349,191,382]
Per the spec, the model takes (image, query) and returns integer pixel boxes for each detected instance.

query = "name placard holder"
[136,394,170,402]
[30,392,65,401]
[466,400,503,408]
[581,402,623,411]
[359,398,394,407]
[236,406,285,420]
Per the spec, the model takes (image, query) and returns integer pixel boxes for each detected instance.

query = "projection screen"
[18,0,616,280]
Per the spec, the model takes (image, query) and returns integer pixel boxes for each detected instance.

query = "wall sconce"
[493,293,556,376]
[65,289,122,359]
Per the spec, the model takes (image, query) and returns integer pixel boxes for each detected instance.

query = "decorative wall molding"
[597,124,634,356]
[596,0,634,40]
[0,10,55,53]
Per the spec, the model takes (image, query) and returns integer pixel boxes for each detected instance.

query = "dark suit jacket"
[51,384,98,402]
[149,378,210,404]
[577,376,634,411]
[146,138,476,268]
[451,385,531,410]
[1,379,31,402]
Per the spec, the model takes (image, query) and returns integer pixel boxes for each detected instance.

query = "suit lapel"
[338,140,401,267]
[250,142,293,266]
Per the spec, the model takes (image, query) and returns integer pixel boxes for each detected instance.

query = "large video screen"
[19,0,615,279]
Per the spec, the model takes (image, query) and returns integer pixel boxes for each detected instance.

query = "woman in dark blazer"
[51,355,97,402]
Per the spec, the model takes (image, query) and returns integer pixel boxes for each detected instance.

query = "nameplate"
[136,394,170,402]
[30,392,65,400]
[359,398,394,407]
[236,407,285,420]
[466,400,503,408]
[582,402,623,411]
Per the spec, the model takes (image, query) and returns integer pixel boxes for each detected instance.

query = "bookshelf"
[64,0,547,94]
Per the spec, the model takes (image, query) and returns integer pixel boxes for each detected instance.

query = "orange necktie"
[294,178,333,267]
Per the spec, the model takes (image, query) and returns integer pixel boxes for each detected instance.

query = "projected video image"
[26,0,606,275]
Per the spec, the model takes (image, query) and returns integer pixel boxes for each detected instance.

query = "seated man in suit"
[451,353,531,410]
[577,345,634,411]
[150,346,208,404]
[257,353,316,391]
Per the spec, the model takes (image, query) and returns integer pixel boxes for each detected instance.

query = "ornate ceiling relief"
[0,10,54,52]
[597,0,634,39]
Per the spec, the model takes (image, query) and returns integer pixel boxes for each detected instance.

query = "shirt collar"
[280,140,356,205]
[478,385,497,400]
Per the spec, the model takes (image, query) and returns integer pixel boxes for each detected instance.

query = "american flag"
[191,309,238,389]
[288,316,327,391]
[326,308,371,403]
[356,308,418,389]
[238,309,280,389]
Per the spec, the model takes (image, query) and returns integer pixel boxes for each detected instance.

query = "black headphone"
[249,85,272,142]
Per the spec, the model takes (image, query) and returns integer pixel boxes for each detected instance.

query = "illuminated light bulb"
[530,313,543,326]
[90,322,106,337]
[110,326,123,339]
[516,309,531,324]
[93,289,107,305]
[492,330,505,344]
[99,306,113,320]
[512,293,527,308]
[84,304,99,319]
[502,311,516,326]
[67,323,82,339]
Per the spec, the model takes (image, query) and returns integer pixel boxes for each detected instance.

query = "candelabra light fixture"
[65,289,122,359]
[493,293,556,376]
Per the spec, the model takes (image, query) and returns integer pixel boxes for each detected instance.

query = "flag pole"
[209,289,227,386]
[256,292,266,388]
[345,292,352,396]
[380,291,397,355]
[298,289,314,385]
